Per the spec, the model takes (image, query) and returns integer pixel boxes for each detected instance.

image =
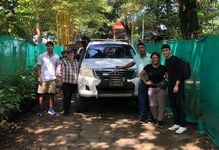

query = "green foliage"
[0,67,37,120]
[116,0,181,39]
[197,0,219,35]
[1,0,219,42]
[0,0,34,42]
[12,68,37,100]
[0,87,21,118]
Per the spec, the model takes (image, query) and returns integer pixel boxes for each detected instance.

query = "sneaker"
[48,108,56,116]
[155,121,163,128]
[175,127,187,134]
[36,109,44,116]
[168,124,181,131]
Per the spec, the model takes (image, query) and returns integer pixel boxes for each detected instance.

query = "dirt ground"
[0,95,217,150]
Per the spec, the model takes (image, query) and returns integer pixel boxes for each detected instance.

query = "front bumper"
[78,75,139,98]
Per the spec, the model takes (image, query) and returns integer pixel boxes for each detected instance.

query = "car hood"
[81,58,136,69]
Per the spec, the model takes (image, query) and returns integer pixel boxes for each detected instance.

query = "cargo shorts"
[37,80,56,94]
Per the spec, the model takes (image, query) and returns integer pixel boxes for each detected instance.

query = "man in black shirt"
[161,44,187,134]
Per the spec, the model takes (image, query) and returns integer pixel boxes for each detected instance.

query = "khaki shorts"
[56,76,62,87]
[37,80,56,94]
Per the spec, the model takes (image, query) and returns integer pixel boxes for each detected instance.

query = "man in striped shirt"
[60,49,79,116]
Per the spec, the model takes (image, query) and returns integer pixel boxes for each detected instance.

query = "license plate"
[110,80,123,87]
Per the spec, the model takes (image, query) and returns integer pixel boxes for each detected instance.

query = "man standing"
[116,42,151,122]
[161,44,187,134]
[60,49,79,116]
[36,41,60,116]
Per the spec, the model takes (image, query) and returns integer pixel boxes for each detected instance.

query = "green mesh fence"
[25,43,63,67]
[0,37,26,76]
[146,36,219,147]
[0,36,64,77]
[199,36,219,146]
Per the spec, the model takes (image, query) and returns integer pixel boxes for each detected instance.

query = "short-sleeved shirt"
[37,52,60,81]
[133,53,151,75]
[143,64,166,84]
[60,58,79,84]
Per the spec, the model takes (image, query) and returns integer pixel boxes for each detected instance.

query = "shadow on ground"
[0,98,217,150]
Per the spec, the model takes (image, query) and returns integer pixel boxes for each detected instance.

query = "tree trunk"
[35,0,41,43]
[179,0,200,39]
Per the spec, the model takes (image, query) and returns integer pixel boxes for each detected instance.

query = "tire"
[75,93,87,113]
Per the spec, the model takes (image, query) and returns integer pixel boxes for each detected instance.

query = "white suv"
[76,40,139,112]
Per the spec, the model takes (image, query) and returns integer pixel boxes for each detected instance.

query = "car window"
[85,44,136,58]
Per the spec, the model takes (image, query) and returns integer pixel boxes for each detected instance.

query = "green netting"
[0,37,26,76]
[199,36,219,146]
[25,43,63,67]
[0,36,64,77]
[146,36,219,147]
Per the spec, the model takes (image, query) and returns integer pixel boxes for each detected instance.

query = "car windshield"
[85,44,136,58]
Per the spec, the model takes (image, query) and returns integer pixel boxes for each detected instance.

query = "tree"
[178,0,200,39]
[197,0,219,36]
[0,0,31,41]
[1,0,218,43]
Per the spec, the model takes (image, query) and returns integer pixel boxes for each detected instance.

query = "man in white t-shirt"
[36,41,60,116]
[116,42,151,122]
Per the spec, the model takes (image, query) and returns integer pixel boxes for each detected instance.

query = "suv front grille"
[95,69,135,79]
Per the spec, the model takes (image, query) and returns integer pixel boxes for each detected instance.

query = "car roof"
[88,39,131,45]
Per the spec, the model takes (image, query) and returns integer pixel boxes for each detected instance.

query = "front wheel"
[75,93,87,113]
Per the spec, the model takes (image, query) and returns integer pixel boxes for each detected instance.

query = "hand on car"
[115,66,122,69]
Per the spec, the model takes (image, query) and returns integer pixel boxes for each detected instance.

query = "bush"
[0,67,37,120]
[0,86,22,120]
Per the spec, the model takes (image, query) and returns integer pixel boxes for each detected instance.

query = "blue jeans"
[138,80,150,120]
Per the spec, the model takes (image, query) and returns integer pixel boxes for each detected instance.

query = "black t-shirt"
[143,64,166,84]
[165,55,182,85]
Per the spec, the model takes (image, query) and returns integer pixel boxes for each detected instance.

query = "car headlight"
[79,68,94,77]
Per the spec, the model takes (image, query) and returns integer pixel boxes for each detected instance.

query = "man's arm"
[140,70,147,83]
[116,61,135,69]
[173,57,182,93]
[37,64,42,85]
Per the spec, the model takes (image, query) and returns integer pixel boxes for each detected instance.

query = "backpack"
[180,58,191,80]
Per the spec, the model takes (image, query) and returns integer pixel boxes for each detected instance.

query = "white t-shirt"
[133,53,151,75]
[37,52,60,81]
